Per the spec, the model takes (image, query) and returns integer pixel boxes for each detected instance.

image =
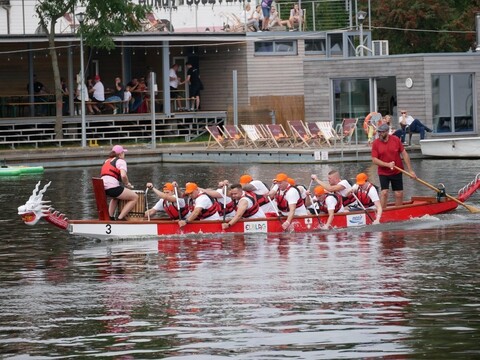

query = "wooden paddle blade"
[394,166,480,214]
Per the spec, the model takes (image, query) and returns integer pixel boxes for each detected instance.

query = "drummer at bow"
[101,145,138,221]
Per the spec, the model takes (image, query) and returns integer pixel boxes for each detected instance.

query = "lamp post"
[76,12,86,147]
[357,10,367,56]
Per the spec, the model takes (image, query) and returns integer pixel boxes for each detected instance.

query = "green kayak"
[0,166,44,176]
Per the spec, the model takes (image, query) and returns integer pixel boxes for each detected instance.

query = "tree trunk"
[48,23,64,140]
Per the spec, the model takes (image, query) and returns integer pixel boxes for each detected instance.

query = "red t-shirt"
[371,135,405,176]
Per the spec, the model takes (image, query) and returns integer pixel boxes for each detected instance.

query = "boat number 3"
[106,224,112,234]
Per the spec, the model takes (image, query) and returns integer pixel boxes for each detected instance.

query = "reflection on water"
[1,160,480,358]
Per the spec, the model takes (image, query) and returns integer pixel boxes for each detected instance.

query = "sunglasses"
[401,112,406,114]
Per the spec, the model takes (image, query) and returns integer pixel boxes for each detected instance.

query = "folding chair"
[315,121,340,147]
[287,120,312,147]
[305,122,327,146]
[337,118,359,145]
[264,124,294,148]
[206,125,229,148]
[222,125,245,148]
[241,124,272,148]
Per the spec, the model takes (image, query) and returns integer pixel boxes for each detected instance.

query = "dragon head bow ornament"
[18,181,69,229]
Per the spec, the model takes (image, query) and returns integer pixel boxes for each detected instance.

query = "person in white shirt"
[347,173,382,225]
[239,174,276,214]
[240,3,260,32]
[169,64,183,110]
[222,183,266,230]
[199,180,236,219]
[87,74,105,114]
[311,170,355,207]
[123,85,132,114]
[178,182,221,228]
[272,173,308,230]
[145,182,189,220]
[313,185,345,230]
[398,109,432,144]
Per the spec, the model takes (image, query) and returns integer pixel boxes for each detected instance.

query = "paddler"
[145,182,189,220]
[178,182,221,228]
[221,183,266,230]
[347,173,382,224]
[311,169,355,207]
[312,185,345,230]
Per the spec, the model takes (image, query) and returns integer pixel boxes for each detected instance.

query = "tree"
[35,0,149,139]
[360,0,480,54]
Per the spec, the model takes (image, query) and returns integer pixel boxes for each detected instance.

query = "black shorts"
[189,85,201,97]
[170,86,179,98]
[379,173,403,191]
[92,96,104,103]
[105,186,124,198]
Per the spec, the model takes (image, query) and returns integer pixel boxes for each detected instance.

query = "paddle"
[222,184,227,222]
[394,166,480,213]
[306,179,323,226]
[174,185,182,221]
[350,190,375,222]
[268,195,284,225]
[145,187,150,221]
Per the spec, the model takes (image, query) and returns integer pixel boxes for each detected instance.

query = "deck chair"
[264,124,294,148]
[222,125,245,148]
[315,121,340,147]
[206,125,228,148]
[305,122,327,146]
[241,124,272,148]
[288,120,312,147]
[337,118,359,145]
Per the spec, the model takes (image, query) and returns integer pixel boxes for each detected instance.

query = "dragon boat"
[18,175,480,240]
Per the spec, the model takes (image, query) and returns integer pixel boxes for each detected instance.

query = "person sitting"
[398,109,433,144]
[104,77,125,115]
[240,3,260,32]
[100,145,138,221]
[312,185,345,230]
[271,173,308,231]
[178,182,221,227]
[239,174,276,214]
[198,180,236,219]
[221,183,266,230]
[348,173,382,224]
[289,4,303,30]
[87,75,104,114]
[311,170,355,207]
[145,182,189,220]
[269,6,292,30]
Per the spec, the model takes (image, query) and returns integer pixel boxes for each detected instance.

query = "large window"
[254,41,297,55]
[305,39,326,54]
[332,78,370,128]
[432,73,474,133]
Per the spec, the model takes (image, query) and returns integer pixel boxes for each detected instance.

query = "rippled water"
[1,160,480,358]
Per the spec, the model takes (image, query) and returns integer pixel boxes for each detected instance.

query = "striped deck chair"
[315,121,340,147]
[241,124,272,148]
[222,125,245,148]
[337,118,359,145]
[264,124,293,148]
[206,125,229,148]
[287,120,312,147]
[305,122,327,146]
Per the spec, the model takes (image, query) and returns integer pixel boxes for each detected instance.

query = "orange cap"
[163,182,174,192]
[239,174,253,185]
[356,173,368,185]
[274,173,288,182]
[287,177,296,186]
[184,182,198,195]
[314,185,325,196]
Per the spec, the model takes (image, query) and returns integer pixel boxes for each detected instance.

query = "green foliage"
[359,0,480,53]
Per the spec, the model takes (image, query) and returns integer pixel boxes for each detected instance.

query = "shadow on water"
[1,160,480,358]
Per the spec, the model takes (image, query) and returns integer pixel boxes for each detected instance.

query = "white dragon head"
[18,181,52,226]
